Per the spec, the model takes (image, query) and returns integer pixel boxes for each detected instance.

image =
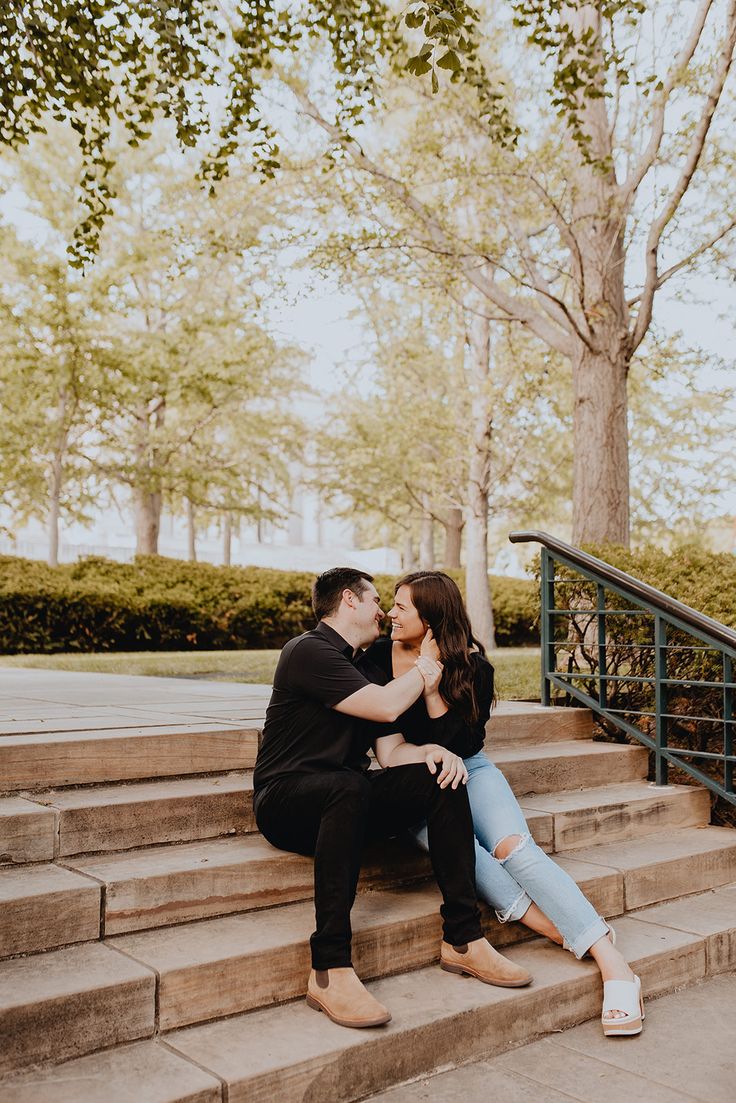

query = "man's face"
[351,582,384,647]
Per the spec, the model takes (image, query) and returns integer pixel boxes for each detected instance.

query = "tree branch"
[502,205,591,346]
[621,0,716,206]
[630,0,736,353]
[626,216,736,306]
[289,85,576,359]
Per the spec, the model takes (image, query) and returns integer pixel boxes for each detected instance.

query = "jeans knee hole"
[495,832,530,864]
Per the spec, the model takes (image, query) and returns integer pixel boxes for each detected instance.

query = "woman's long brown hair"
[396,571,489,724]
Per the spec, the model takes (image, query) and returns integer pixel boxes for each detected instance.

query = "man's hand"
[420,628,440,662]
[424,745,468,789]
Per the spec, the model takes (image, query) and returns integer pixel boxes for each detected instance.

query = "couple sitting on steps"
[253,567,644,1037]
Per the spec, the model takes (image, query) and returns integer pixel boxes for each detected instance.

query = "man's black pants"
[254,764,482,969]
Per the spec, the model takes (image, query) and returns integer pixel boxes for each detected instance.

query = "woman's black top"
[358,637,494,759]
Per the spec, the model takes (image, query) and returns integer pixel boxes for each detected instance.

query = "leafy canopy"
[2,1,396,263]
[3,1,656,265]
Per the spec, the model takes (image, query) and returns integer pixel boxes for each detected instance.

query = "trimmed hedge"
[582,544,736,630]
[0,556,539,653]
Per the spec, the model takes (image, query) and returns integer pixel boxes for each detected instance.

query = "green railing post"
[540,548,554,706]
[597,583,607,711]
[511,531,736,805]
[724,653,733,796]
[654,615,669,786]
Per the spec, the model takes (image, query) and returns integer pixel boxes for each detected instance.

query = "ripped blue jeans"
[412,751,609,959]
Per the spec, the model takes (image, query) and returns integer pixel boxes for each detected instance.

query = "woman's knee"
[493,833,526,861]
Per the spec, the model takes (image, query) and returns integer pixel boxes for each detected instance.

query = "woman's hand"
[423,745,468,789]
[415,656,443,696]
[419,628,440,662]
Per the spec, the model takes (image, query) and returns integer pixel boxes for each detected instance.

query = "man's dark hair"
[312,567,374,620]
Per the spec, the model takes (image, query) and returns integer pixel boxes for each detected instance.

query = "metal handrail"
[510,530,736,806]
[509,531,736,651]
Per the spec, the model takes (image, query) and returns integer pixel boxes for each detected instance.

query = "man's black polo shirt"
[253,621,374,799]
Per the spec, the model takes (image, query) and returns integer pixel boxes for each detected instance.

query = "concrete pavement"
[366,972,736,1102]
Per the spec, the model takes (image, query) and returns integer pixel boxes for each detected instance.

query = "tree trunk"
[134,488,162,554]
[48,452,63,569]
[187,498,197,562]
[464,312,495,650]
[567,4,631,546]
[402,533,416,571]
[48,465,62,567]
[571,349,630,545]
[222,513,232,566]
[443,508,463,569]
[419,499,434,569]
[48,387,69,568]
[133,396,165,555]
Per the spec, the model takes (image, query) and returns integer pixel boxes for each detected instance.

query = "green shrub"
[583,544,736,629]
[0,556,538,653]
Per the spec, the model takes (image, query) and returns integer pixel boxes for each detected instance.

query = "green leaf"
[436,49,462,73]
[407,54,433,77]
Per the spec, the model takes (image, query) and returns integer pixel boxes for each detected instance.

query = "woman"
[361,570,644,1037]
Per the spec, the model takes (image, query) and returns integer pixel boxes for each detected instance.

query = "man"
[253,567,531,1029]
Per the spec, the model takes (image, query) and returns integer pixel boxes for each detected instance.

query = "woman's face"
[388,584,426,645]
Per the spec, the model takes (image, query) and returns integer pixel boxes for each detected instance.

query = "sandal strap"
[602,977,640,1018]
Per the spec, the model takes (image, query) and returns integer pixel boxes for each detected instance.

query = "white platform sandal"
[601,974,644,1037]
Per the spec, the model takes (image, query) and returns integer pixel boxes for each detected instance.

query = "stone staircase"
[1,686,736,1102]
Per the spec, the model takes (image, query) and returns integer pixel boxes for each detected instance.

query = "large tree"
[0,229,120,565]
[1,129,304,556]
[1,1,413,264]
[286,0,736,546]
[89,143,303,554]
[314,283,571,647]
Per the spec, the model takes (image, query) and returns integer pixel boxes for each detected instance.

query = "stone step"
[18,777,553,862]
[157,903,732,1103]
[60,811,734,942]
[104,824,734,1031]
[625,881,736,976]
[0,1041,223,1103]
[486,701,593,746]
[3,876,735,1094]
[520,780,710,852]
[3,738,644,860]
[35,773,254,857]
[0,725,258,793]
[0,703,594,797]
[490,739,648,795]
[106,857,618,1032]
[363,970,736,1103]
[0,796,56,864]
[0,863,101,959]
[63,835,433,935]
[0,942,155,1075]
[560,826,736,911]
[2,769,698,874]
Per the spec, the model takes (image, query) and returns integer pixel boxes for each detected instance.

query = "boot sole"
[440,961,532,988]
[306,993,392,1028]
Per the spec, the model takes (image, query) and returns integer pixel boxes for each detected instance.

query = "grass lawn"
[0,647,541,700]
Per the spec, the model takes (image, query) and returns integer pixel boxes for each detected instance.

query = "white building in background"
[0,486,401,575]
